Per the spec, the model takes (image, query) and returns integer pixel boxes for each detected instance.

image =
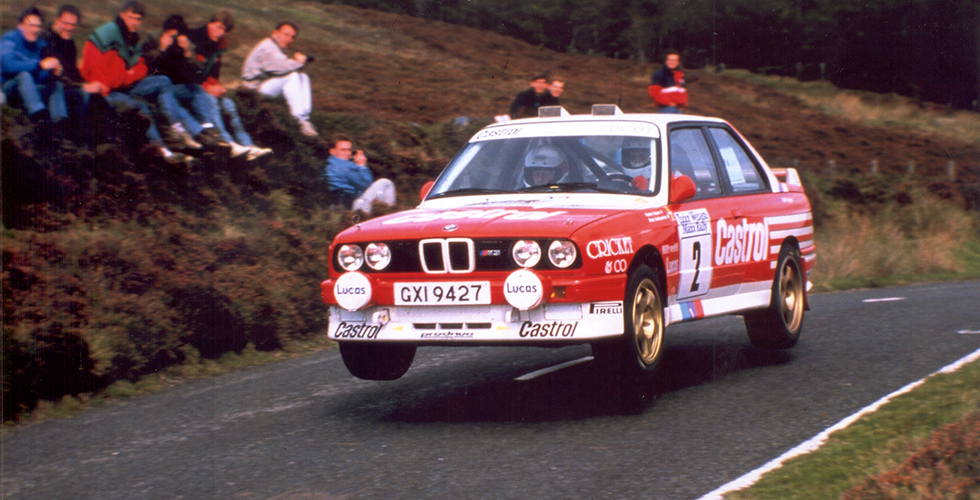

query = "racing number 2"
[677,234,712,300]
[690,241,701,292]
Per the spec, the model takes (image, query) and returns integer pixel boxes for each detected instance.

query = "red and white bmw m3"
[320,105,816,393]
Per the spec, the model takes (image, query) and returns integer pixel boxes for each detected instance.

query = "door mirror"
[419,180,434,200]
[669,174,696,204]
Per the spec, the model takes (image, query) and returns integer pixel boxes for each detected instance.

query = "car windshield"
[427,135,661,199]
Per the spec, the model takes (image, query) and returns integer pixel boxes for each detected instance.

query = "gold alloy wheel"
[779,258,804,333]
[632,279,664,366]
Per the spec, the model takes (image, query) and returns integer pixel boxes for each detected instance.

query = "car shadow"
[327,337,795,423]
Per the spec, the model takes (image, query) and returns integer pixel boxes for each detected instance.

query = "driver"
[621,138,652,191]
[523,145,569,186]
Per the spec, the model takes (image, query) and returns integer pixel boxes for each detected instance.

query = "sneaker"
[158,146,190,165]
[170,123,202,149]
[246,146,273,161]
[298,119,318,137]
[229,142,251,158]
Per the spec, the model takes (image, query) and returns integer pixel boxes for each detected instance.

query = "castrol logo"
[334,272,372,311]
[714,219,769,265]
[586,236,634,259]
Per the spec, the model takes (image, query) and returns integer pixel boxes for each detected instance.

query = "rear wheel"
[744,245,805,349]
[592,265,665,411]
[339,342,416,380]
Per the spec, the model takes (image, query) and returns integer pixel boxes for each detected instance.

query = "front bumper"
[322,270,627,344]
[328,302,625,344]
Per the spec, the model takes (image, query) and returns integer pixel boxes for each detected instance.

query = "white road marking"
[696,346,980,500]
[515,356,594,381]
[862,297,906,303]
[958,330,980,335]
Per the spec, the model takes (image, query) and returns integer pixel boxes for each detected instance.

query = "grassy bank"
[726,354,980,500]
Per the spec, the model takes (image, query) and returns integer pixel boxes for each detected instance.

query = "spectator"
[80,1,202,162]
[187,10,271,160]
[324,134,396,214]
[497,72,553,122]
[548,77,565,103]
[42,4,110,143]
[242,21,316,137]
[1,6,67,131]
[648,51,687,113]
[142,14,224,149]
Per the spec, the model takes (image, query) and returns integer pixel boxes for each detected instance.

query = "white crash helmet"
[523,145,569,186]
[622,138,651,170]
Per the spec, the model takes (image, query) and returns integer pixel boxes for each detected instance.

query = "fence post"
[870,160,878,176]
[826,160,836,177]
[947,160,956,182]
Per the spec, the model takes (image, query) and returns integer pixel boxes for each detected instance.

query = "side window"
[708,127,768,193]
[669,128,722,198]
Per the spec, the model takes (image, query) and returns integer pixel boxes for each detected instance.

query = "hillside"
[3,0,980,421]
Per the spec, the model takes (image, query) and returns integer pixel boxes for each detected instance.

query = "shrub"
[841,412,980,499]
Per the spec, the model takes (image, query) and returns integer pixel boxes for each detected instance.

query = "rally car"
[320,105,816,394]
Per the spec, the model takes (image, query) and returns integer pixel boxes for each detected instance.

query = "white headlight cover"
[511,240,541,268]
[337,244,364,271]
[365,243,391,270]
[548,240,577,268]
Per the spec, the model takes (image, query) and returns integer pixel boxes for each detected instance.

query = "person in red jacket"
[648,52,688,113]
[79,1,201,161]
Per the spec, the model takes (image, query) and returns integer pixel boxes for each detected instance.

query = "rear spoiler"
[771,168,805,193]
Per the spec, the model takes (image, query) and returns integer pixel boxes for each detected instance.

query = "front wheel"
[592,265,665,411]
[339,342,416,380]
[744,245,805,349]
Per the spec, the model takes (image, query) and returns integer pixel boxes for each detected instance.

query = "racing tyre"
[339,342,416,381]
[744,245,805,349]
[591,265,665,411]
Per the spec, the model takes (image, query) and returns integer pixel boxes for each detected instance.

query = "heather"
[1,90,471,421]
[841,412,980,499]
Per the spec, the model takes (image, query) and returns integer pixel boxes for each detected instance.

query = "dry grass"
[810,195,976,290]
[717,68,980,147]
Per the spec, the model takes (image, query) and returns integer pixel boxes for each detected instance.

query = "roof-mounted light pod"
[538,106,570,118]
[592,104,623,116]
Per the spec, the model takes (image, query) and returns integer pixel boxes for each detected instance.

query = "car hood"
[338,196,656,240]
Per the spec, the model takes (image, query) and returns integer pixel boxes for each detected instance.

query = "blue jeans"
[129,76,206,137]
[104,90,163,143]
[2,71,66,120]
[172,83,220,135]
[658,106,682,114]
[205,93,253,147]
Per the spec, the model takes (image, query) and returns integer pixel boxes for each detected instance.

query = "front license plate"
[395,281,491,305]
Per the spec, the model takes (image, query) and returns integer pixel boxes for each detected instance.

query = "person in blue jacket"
[324,133,396,214]
[1,6,67,127]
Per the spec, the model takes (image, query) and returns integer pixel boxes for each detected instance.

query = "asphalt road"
[3,281,979,500]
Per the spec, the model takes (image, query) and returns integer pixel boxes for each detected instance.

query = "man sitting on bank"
[323,134,396,214]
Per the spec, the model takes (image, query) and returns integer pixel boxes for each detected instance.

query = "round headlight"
[548,240,577,268]
[365,243,391,270]
[337,244,364,271]
[512,240,541,268]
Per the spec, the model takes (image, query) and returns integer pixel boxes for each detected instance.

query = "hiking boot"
[197,127,228,146]
[169,123,202,149]
[246,146,273,161]
[193,130,222,148]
